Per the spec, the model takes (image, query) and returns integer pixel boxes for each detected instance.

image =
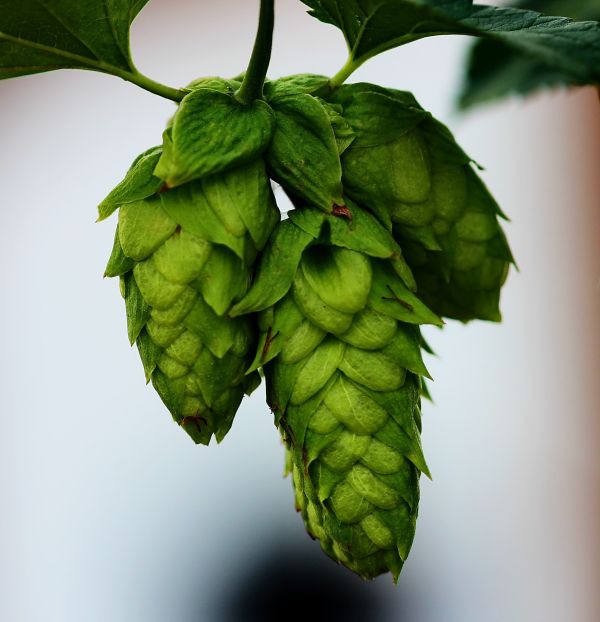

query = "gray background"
[1,1,599,620]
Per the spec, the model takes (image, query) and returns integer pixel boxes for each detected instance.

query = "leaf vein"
[34,0,101,61]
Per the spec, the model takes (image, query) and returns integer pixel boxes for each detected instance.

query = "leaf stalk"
[329,57,361,90]
[124,70,188,102]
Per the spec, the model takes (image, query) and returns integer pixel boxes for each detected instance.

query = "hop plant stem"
[123,70,188,102]
[236,0,275,105]
[328,57,361,90]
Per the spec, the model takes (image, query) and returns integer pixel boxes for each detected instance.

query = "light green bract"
[102,87,279,444]
[232,205,440,580]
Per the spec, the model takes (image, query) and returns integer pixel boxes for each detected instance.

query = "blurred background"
[0,1,598,620]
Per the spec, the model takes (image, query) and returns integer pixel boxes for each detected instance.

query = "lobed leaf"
[0,0,149,79]
[459,0,600,108]
[302,0,600,91]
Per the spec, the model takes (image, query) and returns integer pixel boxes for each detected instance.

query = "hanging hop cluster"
[100,74,513,580]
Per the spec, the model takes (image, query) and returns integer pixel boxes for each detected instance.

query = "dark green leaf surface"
[302,0,600,90]
[0,0,148,79]
[459,0,600,108]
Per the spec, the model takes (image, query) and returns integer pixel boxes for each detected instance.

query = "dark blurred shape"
[208,533,407,622]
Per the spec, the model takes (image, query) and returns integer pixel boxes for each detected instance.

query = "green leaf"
[98,146,164,221]
[154,89,275,188]
[302,1,600,90]
[0,0,142,78]
[186,76,242,94]
[459,0,600,108]
[266,93,344,212]
[183,295,236,359]
[0,1,185,99]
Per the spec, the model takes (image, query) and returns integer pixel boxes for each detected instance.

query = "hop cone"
[102,146,278,443]
[329,83,514,322]
[98,80,280,444]
[232,205,441,579]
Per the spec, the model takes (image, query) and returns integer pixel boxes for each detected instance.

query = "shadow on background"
[205,533,411,622]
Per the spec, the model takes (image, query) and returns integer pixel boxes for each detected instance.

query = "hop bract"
[232,205,441,579]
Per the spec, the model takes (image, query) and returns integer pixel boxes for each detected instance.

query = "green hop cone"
[232,205,441,580]
[328,83,514,322]
[100,84,279,444]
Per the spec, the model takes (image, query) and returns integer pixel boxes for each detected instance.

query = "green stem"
[124,70,188,102]
[236,0,275,104]
[328,56,362,91]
